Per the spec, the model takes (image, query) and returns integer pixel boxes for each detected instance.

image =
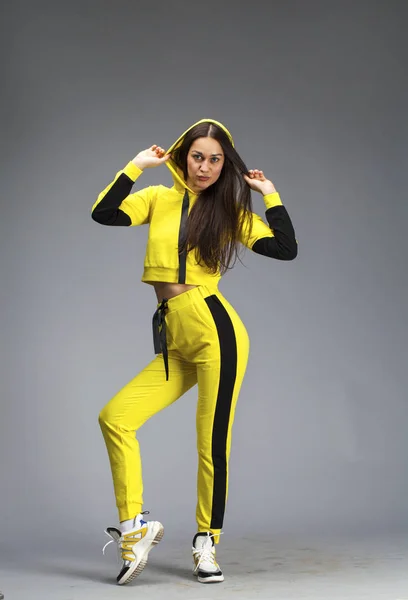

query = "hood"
[165,118,234,194]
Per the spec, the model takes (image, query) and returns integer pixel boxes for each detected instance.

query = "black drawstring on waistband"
[152,298,169,381]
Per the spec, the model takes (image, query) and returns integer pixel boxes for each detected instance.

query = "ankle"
[119,512,147,533]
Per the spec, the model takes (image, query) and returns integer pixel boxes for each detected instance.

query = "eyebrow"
[191,150,223,156]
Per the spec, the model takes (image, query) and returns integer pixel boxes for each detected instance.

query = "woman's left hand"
[243,169,277,195]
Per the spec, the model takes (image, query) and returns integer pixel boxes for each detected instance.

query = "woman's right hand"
[132,145,171,170]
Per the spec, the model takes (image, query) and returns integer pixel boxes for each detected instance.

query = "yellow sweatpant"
[99,285,250,542]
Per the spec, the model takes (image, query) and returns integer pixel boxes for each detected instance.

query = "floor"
[1,533,407,599]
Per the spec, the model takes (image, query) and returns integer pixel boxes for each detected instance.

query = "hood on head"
[165,118,234,193]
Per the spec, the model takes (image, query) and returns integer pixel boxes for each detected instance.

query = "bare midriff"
[149,282,198,303]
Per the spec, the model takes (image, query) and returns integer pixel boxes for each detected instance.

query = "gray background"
[1,0,407,557]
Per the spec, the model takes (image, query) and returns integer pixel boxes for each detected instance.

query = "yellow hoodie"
[91,119,297,288]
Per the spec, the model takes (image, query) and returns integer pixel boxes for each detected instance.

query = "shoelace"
[192,532,223,572]
[102,531,118,558]
[102,529,144,562]
[102,512,149,561]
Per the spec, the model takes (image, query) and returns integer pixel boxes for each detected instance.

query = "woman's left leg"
[190,291,249,583]
[194,292,250,543]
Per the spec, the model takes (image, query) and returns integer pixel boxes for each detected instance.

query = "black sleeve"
[91,173,133,226]
[252,205,298,260]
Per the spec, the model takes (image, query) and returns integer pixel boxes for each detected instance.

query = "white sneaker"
[103,514,164,585]
[192,532,224,583]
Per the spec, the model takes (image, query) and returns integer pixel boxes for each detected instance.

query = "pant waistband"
[163,285,219,313]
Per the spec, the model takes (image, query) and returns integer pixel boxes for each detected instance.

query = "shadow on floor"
[4,556,194,585]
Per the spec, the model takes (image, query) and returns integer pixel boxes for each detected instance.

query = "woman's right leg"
[99,353,197,522]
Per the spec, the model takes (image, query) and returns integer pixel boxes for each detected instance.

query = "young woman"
[92,119,297,585]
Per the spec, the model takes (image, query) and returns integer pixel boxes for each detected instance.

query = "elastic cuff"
[263,192,283,209]
[118,503,143,522]
[197,528,222,544]
[211,530,222,545]
[123,161,143,182]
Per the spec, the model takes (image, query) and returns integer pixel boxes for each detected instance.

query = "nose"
[199,159,210,174]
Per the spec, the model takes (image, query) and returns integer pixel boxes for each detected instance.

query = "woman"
[92,119,297,585]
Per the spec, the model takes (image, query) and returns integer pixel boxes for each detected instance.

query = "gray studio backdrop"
[1,0,407,554]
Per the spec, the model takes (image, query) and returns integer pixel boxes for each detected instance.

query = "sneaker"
[192,532,224,583]
[103,513,164,585]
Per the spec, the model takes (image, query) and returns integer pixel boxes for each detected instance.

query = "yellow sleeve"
[239,193,283,249]
[92,161,154,226]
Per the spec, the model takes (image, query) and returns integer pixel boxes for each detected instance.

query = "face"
[186,137,225,193]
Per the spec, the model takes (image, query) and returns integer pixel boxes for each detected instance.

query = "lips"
[197,176,209,181]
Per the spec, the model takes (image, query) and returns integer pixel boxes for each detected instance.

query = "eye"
[192,154,202,161]
[211,157,220,163]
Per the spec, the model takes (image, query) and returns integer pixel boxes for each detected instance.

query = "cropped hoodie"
[91,119,297,288]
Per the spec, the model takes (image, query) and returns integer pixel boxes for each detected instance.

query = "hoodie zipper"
[177,189,190,283]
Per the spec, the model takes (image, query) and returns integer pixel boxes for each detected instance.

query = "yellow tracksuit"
[92,119,297,542]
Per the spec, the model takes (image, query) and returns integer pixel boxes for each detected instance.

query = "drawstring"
[152,298,169,380]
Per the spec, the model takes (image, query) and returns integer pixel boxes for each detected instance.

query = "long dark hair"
[171,122,253,275]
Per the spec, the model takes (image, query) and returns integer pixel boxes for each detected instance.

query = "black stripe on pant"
[204,295,238,530]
